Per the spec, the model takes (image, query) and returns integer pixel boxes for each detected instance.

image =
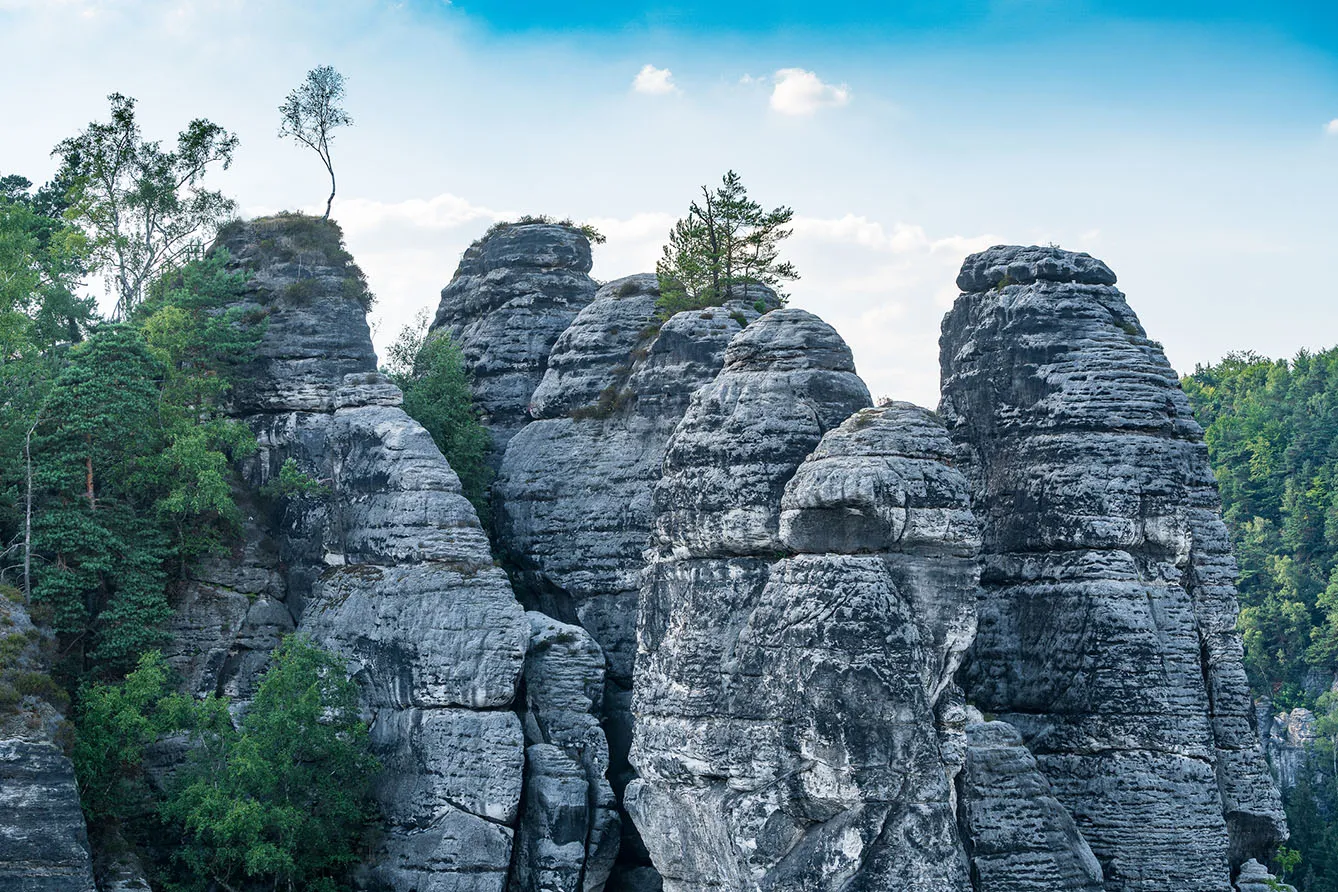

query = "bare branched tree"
[279,66,353,219]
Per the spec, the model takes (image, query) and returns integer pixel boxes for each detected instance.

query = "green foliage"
[261,458,330,501]
[53,93,238,318]
[385,311,492,524]
[13,252,261,678]
[1186,347,1338,890]
[279,66,353,220]
[655,170,795,318]
[482,214,606,245]
[161,636,379,892]
[30,325,173,672]
[71,639,378,892]
[72,650,189,823]
[1184,348,1338,703]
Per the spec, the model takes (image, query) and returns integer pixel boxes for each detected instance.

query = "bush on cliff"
[75,637,379,892]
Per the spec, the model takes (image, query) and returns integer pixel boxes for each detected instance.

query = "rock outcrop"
[958,709,1104,892]
[495,276,778,885]
[165,216,533,892]
[1259,707,1319,792]
[630,309,992,891]
[940,245,1287,891]
[431,223,599,458]
[0,597,96,892]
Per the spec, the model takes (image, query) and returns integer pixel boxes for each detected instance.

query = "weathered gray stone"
[495,280,776,886]
[511,614,619,892]
[940,244,1287,891]
[0,599,95,892]
[630,310,988,892]
[1234,858,1295,892]
[1259,707,1318,792]
[958,709,1104,892]
[431,223,599,456]
[166,216,533,892]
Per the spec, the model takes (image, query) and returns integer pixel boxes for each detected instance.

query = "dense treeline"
[1185,347,1338,891]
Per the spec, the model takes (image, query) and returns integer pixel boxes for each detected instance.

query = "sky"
[2,0,1336,407]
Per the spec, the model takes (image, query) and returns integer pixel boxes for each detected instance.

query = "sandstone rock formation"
[0,598,96,892]
[163,216,533,892]
[1259,707,1319,792]
[494,275,777,886]
[940,245,1286,891]
[957,709,1104,892]
[431,223,599,458]
[629,309,996,891]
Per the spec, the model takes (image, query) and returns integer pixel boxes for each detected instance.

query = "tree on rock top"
[655,169,796,317]
[279,66,353,220]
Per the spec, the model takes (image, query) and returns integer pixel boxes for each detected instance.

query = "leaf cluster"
[655,170,795,318]
[385,310,492,524]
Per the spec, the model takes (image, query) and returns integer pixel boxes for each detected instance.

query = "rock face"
[630,309,1003,891]
[958,709,1104,892]
[431,223,599,457]
[940,245,1287,891]
[1259,707,1318,792]
[495,275,777,885]
[170,216,532,892]
[0,598,96,892]
[510,613,620,892]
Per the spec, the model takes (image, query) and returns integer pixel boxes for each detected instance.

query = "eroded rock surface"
[958,709,1104,892]
[431,223,599,457]
[627,309,999,892]
[496,277,776,885]
[940,245,1286,891]
[167,216,532,892]
[0,599,95,892]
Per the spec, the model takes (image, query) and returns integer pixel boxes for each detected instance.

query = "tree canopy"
[279,66,353,220]
[53,94,238,319]
[655,169,796,317]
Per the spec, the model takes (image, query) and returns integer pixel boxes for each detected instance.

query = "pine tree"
[655,170,797,316]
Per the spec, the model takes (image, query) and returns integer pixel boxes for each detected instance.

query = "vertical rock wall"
[939,246,1286,891]
[166,217,532,892]
[430,223,599,459]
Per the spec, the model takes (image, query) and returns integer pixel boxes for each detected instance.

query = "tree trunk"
[324,156,337,220]
[23,426,33,599]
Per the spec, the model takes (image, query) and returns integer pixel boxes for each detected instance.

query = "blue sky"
[2,0,1336,406]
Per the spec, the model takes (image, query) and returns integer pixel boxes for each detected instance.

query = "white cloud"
[769,68,850,116]
[1327,119,1338,136]
[633,64,677,96]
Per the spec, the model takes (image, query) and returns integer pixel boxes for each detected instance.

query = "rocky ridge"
[33,224,1290,892]
[430,223,600,459]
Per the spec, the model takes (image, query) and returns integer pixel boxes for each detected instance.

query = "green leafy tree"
[655,169,796,316]
[386,310,492,524]
[161,635,379,892]
[279,66,353,220]
[30,325,172,673]
[72,650,191,822]
[53,93,238,319]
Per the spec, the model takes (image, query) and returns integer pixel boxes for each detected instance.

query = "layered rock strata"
[167,217,533,892]
[495,276,778,886]
[0,598,96,892]
[431,223,599,457]
[940,245,1286,891]
[957,709,1104,892]
[629,310,995,890]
